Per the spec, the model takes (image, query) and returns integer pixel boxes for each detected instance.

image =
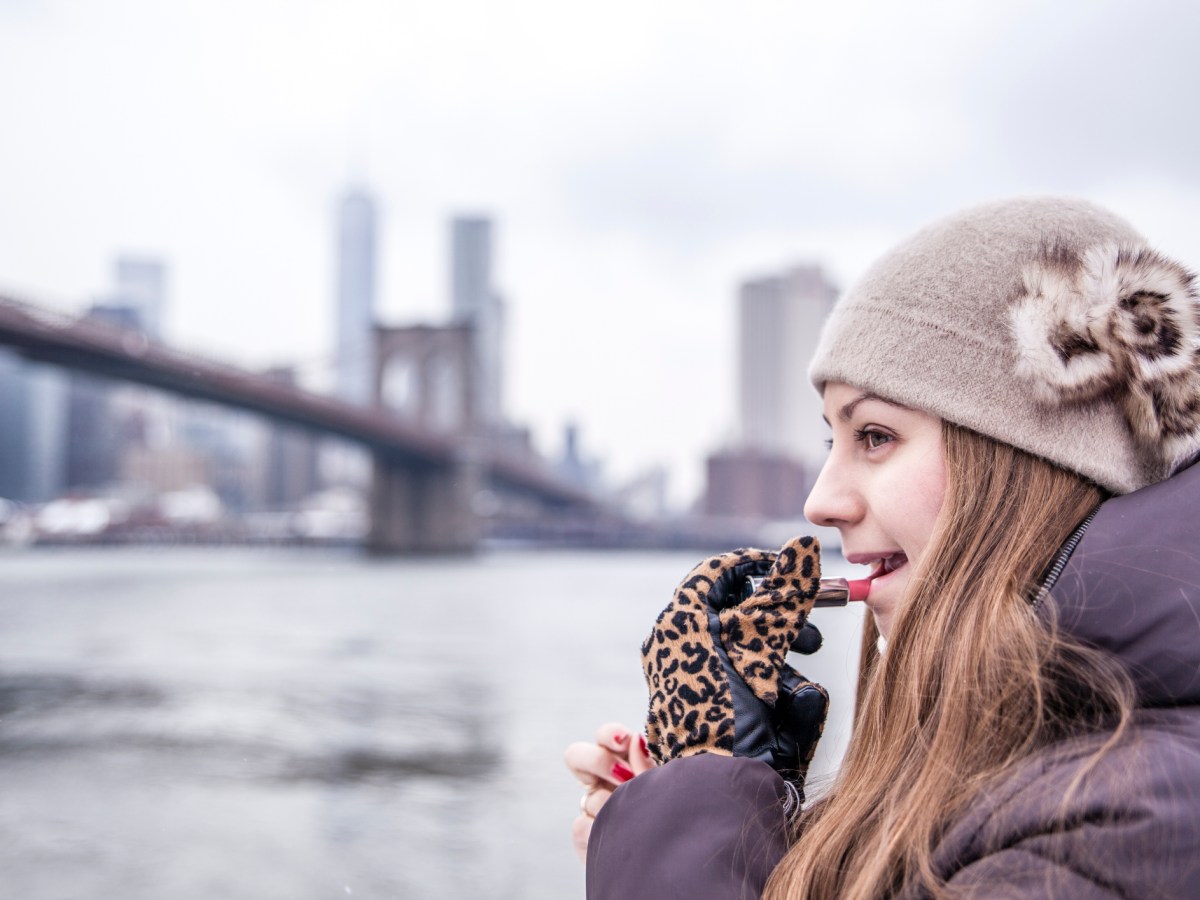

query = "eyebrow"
[825,392,914,425]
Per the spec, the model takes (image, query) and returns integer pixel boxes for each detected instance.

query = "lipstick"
[813,576,871,606]
[746,575,871,607]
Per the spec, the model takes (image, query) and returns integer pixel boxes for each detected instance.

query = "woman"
[565,197,1200,898]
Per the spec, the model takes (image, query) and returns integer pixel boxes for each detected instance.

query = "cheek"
[905,464,947,560]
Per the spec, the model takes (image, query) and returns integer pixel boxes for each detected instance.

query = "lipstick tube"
[746,575,871,606]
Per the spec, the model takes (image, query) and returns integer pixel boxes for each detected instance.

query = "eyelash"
[855,427,894,450]
[824,428,895,451]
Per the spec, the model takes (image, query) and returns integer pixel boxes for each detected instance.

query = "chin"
[866,590,902,643]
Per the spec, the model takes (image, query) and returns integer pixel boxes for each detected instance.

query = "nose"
[804,454,861,528]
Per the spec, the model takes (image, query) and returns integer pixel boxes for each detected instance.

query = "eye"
[854,427,894,450]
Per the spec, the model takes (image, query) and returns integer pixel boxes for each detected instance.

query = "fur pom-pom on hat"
[810,197,1200,494]
[1011,243,1200,474]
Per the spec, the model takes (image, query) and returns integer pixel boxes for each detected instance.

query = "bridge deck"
[0,295,595,508]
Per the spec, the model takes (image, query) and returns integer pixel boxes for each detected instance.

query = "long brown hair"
[765,422,1136,899]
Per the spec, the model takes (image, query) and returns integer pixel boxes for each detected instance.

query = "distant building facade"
[738,265,839,465]
[260,368,319,508]
[0,350,66,503]
[557,422,603,493]
[704,264,839,519]
[450,216,505,428]
[111,256,167,340]
[169,403,260,510]
[63,303,147,491]
[1,262,162,508]
[335,186,378,406]
[63,372,122,490]
[704,450,809,520]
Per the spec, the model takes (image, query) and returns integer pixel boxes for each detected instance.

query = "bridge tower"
[368,323,482,554]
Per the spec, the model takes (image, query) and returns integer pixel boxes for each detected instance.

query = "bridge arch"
[374,323,475,433]
[0,295,598,554]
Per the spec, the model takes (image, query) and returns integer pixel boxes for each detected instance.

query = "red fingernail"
[612,762,634,783]
[613,731,629,746]
[637,735,649,756]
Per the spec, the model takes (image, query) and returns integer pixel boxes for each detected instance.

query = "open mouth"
[870,553,908,579]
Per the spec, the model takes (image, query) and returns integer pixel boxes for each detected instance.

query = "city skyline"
[3,0,1200,505]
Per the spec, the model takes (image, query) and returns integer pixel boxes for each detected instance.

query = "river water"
[0,546,865,899]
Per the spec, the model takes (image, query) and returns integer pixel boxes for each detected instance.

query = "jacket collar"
[1046,459,1200,707]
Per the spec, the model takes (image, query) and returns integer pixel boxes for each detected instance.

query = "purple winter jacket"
[587,461,1200,899]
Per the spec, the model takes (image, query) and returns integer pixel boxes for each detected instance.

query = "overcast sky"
[4,0,1200,505]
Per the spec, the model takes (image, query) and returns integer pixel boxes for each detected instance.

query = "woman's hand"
[642,536,829,790]
[563,722,656,862]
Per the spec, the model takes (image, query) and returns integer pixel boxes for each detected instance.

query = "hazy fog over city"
[3,0,1200,505]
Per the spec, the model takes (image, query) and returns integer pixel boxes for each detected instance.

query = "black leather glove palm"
[641,536,830,787]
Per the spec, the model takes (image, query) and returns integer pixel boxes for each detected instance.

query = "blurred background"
[1,0,1198,896]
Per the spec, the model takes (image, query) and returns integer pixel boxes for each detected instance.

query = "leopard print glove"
[641,536,830,785]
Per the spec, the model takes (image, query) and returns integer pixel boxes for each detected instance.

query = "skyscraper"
[703,264,838,519]
[62,266,166,493]
[63,303,144,491]
[450,215,504,428]
[113,256,167,340]
[738,265,838,466]
[0,350,66,503]
[260,367,319,508]
[335,186,378,406]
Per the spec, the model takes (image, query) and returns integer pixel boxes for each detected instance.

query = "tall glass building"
[0,350,66,503]
[335,187,378,407]
[449,216,504,428]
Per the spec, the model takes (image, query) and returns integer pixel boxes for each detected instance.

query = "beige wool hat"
[809,196,1200,494]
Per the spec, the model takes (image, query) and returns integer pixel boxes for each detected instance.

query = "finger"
[771,535,821,579]
[581,784,613,818]
[741,536,822,617]
[681,547,776,606]
[563,741,633,788]
[791,621,823,655]
[777,669,830,763]
[571,813,593,862]
[628,733,656,775]
[594,722,635,754]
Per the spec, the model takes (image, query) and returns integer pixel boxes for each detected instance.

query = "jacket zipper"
[1030,506,1099,611]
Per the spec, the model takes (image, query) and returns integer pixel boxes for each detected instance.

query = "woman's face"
[804,382,948,640]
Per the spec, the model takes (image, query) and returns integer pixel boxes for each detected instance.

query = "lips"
[844,550,910,582]
[865,553,908,580]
